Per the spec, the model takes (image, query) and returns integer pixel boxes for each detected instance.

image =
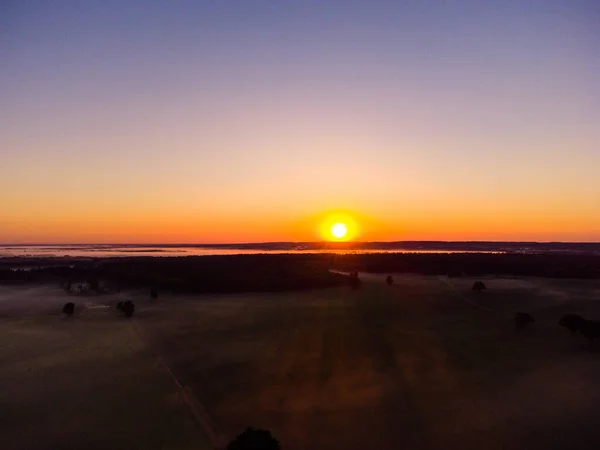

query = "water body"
[0,244,506,258]
[2,242,598,258]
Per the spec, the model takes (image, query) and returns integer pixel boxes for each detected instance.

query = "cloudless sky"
[1,0,599,243]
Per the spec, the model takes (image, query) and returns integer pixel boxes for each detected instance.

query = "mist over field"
[4,268,600,449]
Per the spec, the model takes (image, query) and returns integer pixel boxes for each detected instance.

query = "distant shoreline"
[1,241,599,258]
[3,241,600,247]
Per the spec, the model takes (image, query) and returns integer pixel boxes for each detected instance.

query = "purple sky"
[1,1,599,243]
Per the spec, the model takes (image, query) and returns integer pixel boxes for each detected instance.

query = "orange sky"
[2,199,599,243]
[1,1,599,243]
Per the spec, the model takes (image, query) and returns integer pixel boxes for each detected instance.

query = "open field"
[137,274,600,450]
[3,274,600,449]
[0,285,212,450]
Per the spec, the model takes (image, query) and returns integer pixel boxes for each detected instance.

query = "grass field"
[3,275,600,449]
[136,274,600,450]
[0,286,212,450]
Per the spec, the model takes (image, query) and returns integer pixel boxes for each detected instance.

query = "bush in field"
[472,281,486,292]
[150,289,158,299]
[62,302,75,316]
[227,427,280,450]
[514,312,534,331]
[87,279,99,291]
[386,275,393,285]
[349,271,361,290]
[558,314,600,340]
[559,314,584,333]
[116,301,124,311]
[579,319,600,340]
[122,300,135,318]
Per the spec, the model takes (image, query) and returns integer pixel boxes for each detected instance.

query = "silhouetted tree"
[87,279,99,291]
[349,271,361,289]
[386,275,393,285]
[150,289,158,299]
[514,312,534,331]
[122,300,135,318]
[472,281,486,292]
[559,314,584,333]
[227,427,280,450]
[579,319,600,340]
[62,302,75,316]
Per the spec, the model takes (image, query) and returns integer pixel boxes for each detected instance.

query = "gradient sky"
[1,0,599,243]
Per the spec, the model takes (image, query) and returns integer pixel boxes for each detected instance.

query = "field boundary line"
[131,320,226,449]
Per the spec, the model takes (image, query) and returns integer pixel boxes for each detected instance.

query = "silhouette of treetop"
[227,427,281,450]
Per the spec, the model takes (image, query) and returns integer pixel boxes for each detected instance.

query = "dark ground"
[2,253,600,294]
[0,285,211,450]
[135,274,600,450]
[3,271,600,449]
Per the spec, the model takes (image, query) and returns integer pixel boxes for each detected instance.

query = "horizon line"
[2,240,600,246]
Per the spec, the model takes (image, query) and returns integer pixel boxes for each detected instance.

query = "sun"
[330,222,348,239]
[318,212,358,241]
[316,211,360,242]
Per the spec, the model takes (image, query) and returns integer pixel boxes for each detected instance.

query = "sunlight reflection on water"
[0,245,502,258]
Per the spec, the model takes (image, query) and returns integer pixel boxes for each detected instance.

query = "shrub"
[87,279,99,291]
[150,289,158,299]
[580,320,600,340]
[62,302,75,316]
[514,312,534,331]
[116,301,124,311]
[122,300,135,318]
[472,281,486,292]
[386,275,393,285]
[227,427,280,450]
[559,314,584,333]
[349,271,361,289]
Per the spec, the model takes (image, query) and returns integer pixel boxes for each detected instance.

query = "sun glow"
[330,222,348,239]
[320,212,359,241]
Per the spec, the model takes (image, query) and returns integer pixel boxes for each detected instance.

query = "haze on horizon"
[1,0,599,244]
